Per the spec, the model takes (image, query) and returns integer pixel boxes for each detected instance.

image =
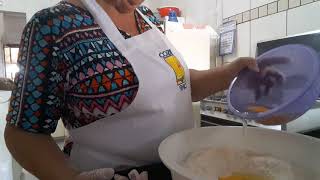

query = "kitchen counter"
[200,98,282,131]
[201,99,320,138]
[201,110,282,130]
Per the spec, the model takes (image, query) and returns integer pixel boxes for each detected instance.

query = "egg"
[247,106,269,113]
[219,173,269,180]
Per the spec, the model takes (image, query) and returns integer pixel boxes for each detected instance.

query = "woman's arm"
[190,57,258,102]
[3,12,80,180]
[4,125,78,180]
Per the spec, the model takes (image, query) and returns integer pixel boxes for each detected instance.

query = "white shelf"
[200,110,282,131]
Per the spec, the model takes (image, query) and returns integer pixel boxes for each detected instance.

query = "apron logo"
[159,49,187,91]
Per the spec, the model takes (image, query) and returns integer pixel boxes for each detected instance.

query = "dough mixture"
[182,147,314,180]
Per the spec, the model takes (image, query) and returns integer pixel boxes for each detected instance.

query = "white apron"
[70,0,193,171]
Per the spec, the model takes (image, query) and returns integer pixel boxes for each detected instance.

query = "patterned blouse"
[6,1,161,137]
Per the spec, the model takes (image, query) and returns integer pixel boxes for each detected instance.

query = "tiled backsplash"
[220,0,320,63]
[250,8,259,20]
[289,0,301,8]
[301,0,314,4]
[268,2,278,14]
[287,2,320,35]
[224,0,319,25]
[278,0,289,11]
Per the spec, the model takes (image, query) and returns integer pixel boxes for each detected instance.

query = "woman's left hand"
[228,57,259,74]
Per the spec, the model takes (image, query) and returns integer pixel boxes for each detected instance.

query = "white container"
[166,27,215,71]
[159,127,320,180]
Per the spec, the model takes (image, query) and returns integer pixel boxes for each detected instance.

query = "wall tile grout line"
[278,0,288,13]
[241,11,244,23]
[267,1,279,15]
[303,0,316,5]
[286,8,288,36]
[224,0,318,25]
[289,0,301,9]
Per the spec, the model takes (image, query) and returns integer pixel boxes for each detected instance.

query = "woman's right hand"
[75,168,115,180]
[74,168,149,180]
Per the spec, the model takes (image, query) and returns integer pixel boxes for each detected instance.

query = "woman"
[4,0,259,179]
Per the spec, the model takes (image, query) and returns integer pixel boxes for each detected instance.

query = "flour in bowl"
[182,147,318,180]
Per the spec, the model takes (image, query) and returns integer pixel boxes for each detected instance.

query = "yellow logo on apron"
[159,49,187,90]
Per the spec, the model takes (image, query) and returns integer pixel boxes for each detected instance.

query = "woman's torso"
[55,2,161,131]
[7,1,193,170]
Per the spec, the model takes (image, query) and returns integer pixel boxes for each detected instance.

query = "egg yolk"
[219,173,269,180]
[247,106,269,113]
[247,105,289,125]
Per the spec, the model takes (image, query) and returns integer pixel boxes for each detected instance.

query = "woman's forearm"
[190,67,235,102]
[190,58,257,102]
[4,125,78,180]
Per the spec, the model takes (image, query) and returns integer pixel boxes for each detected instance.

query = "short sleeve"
[6,15,64,134]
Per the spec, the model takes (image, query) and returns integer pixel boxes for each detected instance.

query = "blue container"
[228,44,320,125]
[168,11,179,22]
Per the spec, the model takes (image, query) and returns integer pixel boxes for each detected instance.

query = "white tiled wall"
[287,1,320,36]
[278,0,289,11]
[268,2,278,14]
[221,0,320,61]
[145,0,219,29]
[243,11,251,22]
[251,8,259,20]
[258,5,268,17]
[251,0,277,9]
[236,13,243,24]
[301,0,314,5]
[223,0,251,18]
[182,0,218,29]
[237,23,251,57]
[224,22,251,62]
[289,0,301,8]
[250,11,287,56]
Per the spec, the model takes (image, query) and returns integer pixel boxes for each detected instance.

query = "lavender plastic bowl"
[227,44,320,123]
